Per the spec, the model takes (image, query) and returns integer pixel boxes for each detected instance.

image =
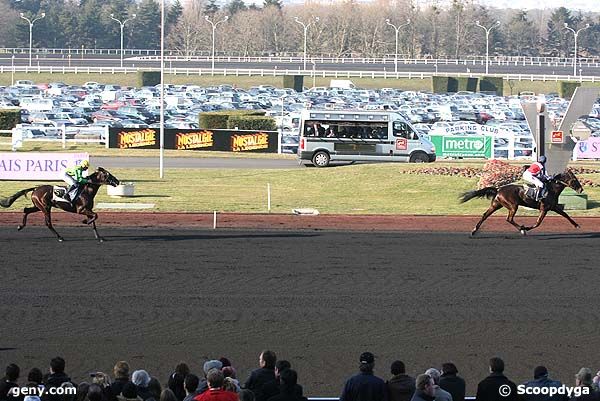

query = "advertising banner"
[574,137,600,159]
[0,152,89,180]
[108,128,278,153]
[430,135,493,158]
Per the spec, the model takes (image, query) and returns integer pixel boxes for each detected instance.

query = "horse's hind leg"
[17,206,40,231]
[471,200,502,236]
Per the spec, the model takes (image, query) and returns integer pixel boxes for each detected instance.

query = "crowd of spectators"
[2,353,600,401]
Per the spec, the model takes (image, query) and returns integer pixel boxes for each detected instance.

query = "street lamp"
[109,13,136,68]
[564,23,590,76]
[204,15,229,72]
[294,16,319,71]
[20,12,45,67]
[385,18,411,74]
[475,20,500,75]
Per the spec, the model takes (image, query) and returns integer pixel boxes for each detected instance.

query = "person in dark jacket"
[386,361,415,401]
[110,362,132,401]
[259,361,302,401]
[168,363,190,401]
[475,357,518,401]
[571,368,600,401]
[439,363,465,401]
[244,351,277,400]
[0,363,22,401]
[183,375,200,401]
[340,352,387,401]
[132,371,154,401]
[265,370,307,401]
[522,366,566,401]
[43,357,73,401]
[410,375,435,401]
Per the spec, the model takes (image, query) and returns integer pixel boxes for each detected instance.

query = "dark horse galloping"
[460,170,583,236]
[0,167,120,242]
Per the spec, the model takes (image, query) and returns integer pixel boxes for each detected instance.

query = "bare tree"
[167,0,210,57]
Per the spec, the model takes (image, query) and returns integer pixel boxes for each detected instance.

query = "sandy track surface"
[1,226,599,397]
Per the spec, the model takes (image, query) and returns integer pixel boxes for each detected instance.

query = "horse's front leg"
[523,208,549,232]
[552,207,580,229]
[79,209,102,242]
[505,206,526,233]
[91,221,104,242]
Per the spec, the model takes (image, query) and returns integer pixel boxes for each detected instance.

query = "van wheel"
[409,152,429,163]
[312,151,330,167]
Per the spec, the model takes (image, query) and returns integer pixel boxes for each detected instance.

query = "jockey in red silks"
[523,155,549,201]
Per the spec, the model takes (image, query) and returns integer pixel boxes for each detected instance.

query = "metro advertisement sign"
[430,135,493,158]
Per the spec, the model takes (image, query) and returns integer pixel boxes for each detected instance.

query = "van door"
[392,121,419,159]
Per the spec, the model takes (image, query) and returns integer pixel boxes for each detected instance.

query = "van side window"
[393,122,416,139]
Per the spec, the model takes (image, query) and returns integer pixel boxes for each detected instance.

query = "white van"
[297,110,436,167]
[20,98,60,112]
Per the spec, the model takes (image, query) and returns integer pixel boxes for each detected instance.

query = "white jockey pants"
[523,170,544,189]
[63,173,77,187]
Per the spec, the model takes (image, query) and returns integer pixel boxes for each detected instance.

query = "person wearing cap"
[572,368,600,401]
[474,357,518,401]
[340,352,387,401]
[197,360,224,396]
[410,374,436,401]
[387,361,415,401]
[63,159,90,206]
[521,366,564,401]
[523,155,550,202]
[244,351,277,400]
[193,370,237,401]
[439,363,465,401]
[423,369,452,401]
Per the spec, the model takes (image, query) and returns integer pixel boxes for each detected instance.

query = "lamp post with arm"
[564,23,590,77]
[385,18,411,74]
[475,20,500,75]
[204,15,229,72]
[109,13,137,68]
[19,12,45,67]
[294,16,319,71]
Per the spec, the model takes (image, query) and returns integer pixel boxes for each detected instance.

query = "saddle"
[52,186,70,203]
[523,184,547,202]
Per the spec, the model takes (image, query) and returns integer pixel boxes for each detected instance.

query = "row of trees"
[0,0,599,59]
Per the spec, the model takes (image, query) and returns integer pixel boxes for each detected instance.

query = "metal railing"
[1,65,598,83]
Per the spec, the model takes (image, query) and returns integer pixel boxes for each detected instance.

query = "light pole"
[204,15,229,72]
[294,16,319,71]
[11,55,15,86]
[385,18,411,74]
[160,0,165,178]
[564,23,590,76]
[20,12,45,67]
[475,20,500,75]
[109,13,136,68]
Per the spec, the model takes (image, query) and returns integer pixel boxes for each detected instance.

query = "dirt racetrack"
[1,213,600,396]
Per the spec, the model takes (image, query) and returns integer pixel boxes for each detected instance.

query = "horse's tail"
[460,187,498,203]
[0,187,36,208]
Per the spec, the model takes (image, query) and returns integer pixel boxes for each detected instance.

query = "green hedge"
[558,81,581,99]
[431,77,450,93]
[283,75,304,92]
[479,76,504,95]
[0,109,20,132]
[137,71,161,87]
[199,110,266,129]
[227,116,277,131]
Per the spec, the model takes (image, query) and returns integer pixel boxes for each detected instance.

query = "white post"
[110,13,136,68]
[294,16,319,71]
[20,12,45,68]
[267,183,271,212]
[159,0,165,178]
[475,20,500,75]
[205,15,229,72]
[213,211,217,229]
[385,19,410,74]
[564,23,590,76]
[11,55,15,86]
